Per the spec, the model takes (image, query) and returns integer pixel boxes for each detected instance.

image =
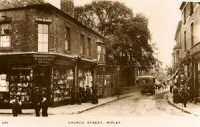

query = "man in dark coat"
[41,87,49,117]
[180,86,189,107]
[10,96,22,117]
[33,87,42,117]
[86,85,91,102]
[91,83,98,104]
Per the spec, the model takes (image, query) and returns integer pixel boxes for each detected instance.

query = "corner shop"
[0,52,96,108]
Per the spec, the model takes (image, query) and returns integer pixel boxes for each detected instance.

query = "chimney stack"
[60,0,74,17]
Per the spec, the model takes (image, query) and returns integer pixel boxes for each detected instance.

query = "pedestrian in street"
[91,82,98,104]
[41,87,49,117]
[10,96,22,117]
[180,85,189,107]
[173,86,179,104]
[86,85,91,102]
[169,80,173,93]
[33,87,42,117]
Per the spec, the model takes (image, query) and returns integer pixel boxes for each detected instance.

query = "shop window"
[97,45,106,63]
[65,27,71,51]
[9,69,33,104]
[38,23,48,52]
[0,73,9,104]
[78,69,93,89]
[53,68,74,102]
[0,23,11,48]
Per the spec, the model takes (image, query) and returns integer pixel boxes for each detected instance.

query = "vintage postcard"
[0,0,200,127]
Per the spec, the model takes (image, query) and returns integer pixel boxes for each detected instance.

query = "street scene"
[0,0,200,127]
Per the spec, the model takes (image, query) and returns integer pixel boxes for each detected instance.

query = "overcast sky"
[47,0,182,68]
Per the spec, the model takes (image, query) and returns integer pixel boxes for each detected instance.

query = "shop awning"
[171,68,179,79]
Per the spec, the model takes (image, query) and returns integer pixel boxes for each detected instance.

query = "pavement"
[2,86,199,117]
[167,92,200,117]
[0,86,138,116]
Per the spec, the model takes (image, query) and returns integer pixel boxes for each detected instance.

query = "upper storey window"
[0,23,11,48]
[65,27,71,51]
[80,34,85,55]
[97,45,106,63]
[190,2,193,16]
[38,24,49,52]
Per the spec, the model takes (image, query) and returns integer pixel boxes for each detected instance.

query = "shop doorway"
[33,66,51,89]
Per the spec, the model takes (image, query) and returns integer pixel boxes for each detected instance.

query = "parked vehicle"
[136,76,156,95]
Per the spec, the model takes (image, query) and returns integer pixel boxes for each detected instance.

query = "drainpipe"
[74,56,81,104]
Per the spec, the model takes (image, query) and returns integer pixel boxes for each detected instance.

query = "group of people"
[78,85,98,104]
[10,83,98,117]
[171,76,190,107]
[10,87,49,117]
[33,87,49,117]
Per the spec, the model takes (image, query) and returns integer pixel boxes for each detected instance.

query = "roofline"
[179,2,187,10]
[0,52,97,63]
[0,3,106,43]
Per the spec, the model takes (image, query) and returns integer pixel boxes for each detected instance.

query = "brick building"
[0,0,108,108]
[177,2,200,101]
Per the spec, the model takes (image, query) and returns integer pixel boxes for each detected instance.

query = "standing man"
[85,85,91,102]
[41,87,49,117]
[33,87,42,117]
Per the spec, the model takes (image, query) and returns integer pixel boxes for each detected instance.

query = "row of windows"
[0,23,106,63]
[183,22,194,51]
[183,2,194,24]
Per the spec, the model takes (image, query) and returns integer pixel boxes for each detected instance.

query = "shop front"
[0,53,77,108]
[0,54,34,108]
[96,65,113,98]
[77,59,96,103]
[191,52,200,102]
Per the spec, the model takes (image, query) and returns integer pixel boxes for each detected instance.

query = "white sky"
[47,0,183,67]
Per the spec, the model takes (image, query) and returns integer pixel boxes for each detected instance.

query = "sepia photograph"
[0,0,200,127]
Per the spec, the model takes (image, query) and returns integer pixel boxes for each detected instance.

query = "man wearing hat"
[33,87,42,117]
[41,87,49,117]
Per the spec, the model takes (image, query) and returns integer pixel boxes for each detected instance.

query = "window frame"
[65,27,71,51]
[80,34,85,55]
[97,45,106,63]
[0,23,11,49]
[190,2,193,16]
[87,37,91,57]
[37,23,49,53]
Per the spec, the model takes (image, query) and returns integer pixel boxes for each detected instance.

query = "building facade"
[173,21,182,72]
[177,2,200,101]
[0,0,107,108]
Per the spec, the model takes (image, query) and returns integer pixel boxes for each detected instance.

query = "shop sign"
[54,59,73,66]
[35,17,52,23]
[0,56,33,65]
[0,74,9,92]
[34,55,55,64]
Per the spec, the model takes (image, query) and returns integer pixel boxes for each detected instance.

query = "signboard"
[34,54,55,64]
[0,74,9,92]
